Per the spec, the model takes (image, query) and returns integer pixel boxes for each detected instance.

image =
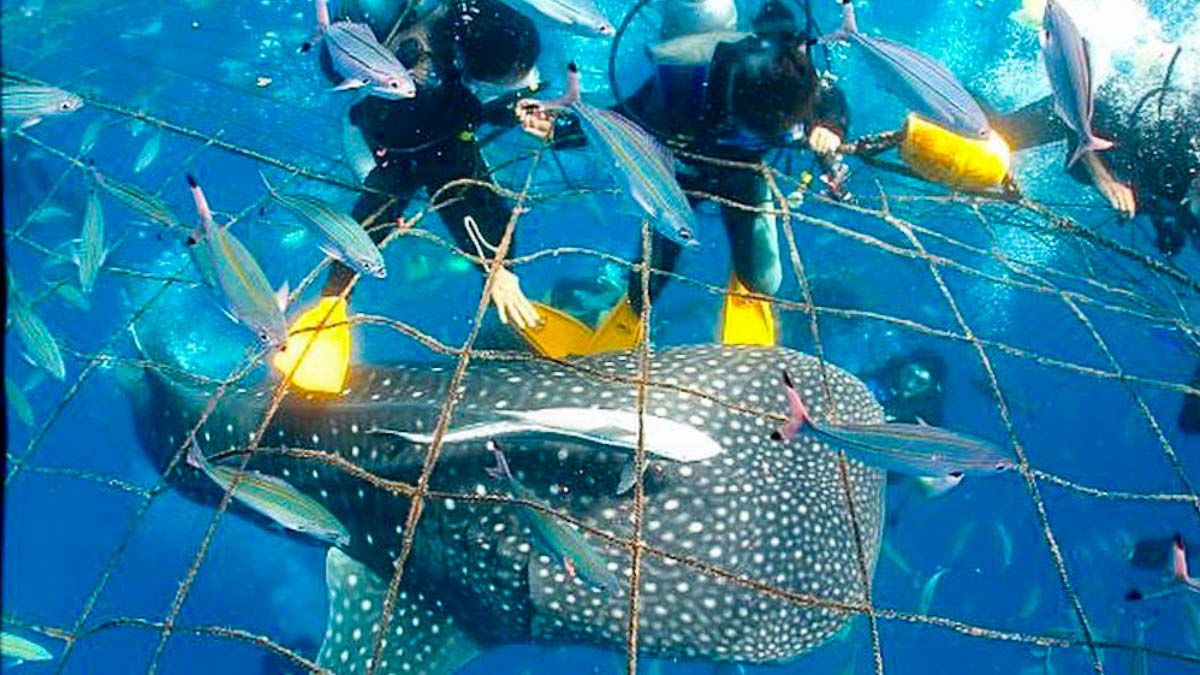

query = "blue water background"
[5,0,1200,672]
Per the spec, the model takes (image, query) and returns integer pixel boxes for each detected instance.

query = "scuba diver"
[862,349,947,426]
[275,0,545,392]
[515,0,850,355]
[991,46,1200,256]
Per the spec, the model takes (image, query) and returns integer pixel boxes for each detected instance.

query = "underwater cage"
[4,0,1200,673]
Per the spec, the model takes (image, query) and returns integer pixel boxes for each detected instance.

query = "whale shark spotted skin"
[127,345,885,673]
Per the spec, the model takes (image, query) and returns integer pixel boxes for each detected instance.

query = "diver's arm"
[1082,151,1136,218]
[447,212,540,330]
[444,206,541,330]
[429,144,540,329]
[809,81,849,141]
[515,78,658,150]
[515,100,586,147]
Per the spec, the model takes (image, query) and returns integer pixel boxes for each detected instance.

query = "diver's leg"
[627,231,683,314]
[422,138,515,261]
[621,158,705,312]
[720,169,781,296]
[322,165,413,297]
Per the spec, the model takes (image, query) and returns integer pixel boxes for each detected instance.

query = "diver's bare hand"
[490,267,541,330]
[1097,177,1136,219]
[809,126,842,155]
[516,99,554,140]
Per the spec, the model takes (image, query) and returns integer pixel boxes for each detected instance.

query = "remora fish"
[500,0,614,37]
[371,406,723,461]
[259,173,386,278]
[822,0,989,139]
[301,0,416,100]
[1,82,83,129]
[187,440,350,546]
[0,631,52,665]
[546,63,700,248]
[125,343,885,673]
[185,174,289,346]
[486,440,619,593]
[774,369,1014,478]
[1040,0,1113,167]
[77,188,107,294]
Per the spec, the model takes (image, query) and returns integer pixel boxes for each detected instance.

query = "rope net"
[4,1,1200,674]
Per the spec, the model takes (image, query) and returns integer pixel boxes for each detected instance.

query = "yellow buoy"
[899,113,1012,192]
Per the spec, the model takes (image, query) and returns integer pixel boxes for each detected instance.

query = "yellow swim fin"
[517,302,595,359]
[720,274,776,346]
[272,296,351,394]
[588,296,643,354]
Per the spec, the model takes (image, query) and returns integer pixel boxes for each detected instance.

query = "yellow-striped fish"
[7,273,66,381]
[187,441,350,546]
[0,631,52,665]
[260,172,385,278]
[186,174,288,346]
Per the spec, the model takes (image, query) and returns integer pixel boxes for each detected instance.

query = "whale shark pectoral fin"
[318,548,481,675]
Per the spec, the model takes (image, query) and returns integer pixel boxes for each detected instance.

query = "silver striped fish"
[7,274,66,381]
[1041,0,1112,167]
[89,166,182,230]
[187,441,350,546]
[0,631,52,665]
[6,376,35,428]
[54,283,91,312]
[303,0,415,100]
[823,0,989,139]
[260,173,386,278]
[775,368,1013,477]
[548,63,699,248]
[133,126,162,173]
[486,441,618,594]
[2,82,82,129]
[186,174,289,347]
[502,0,614,37]
[77,188,107,295]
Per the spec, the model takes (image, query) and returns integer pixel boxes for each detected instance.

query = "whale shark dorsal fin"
[319,548,481,675]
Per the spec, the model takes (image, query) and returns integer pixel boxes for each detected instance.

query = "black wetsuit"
[319,8,524,297]
[555,47,849,311]
[993,52,1200,255]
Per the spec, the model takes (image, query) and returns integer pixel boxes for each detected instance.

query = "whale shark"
[123,344,886,674]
